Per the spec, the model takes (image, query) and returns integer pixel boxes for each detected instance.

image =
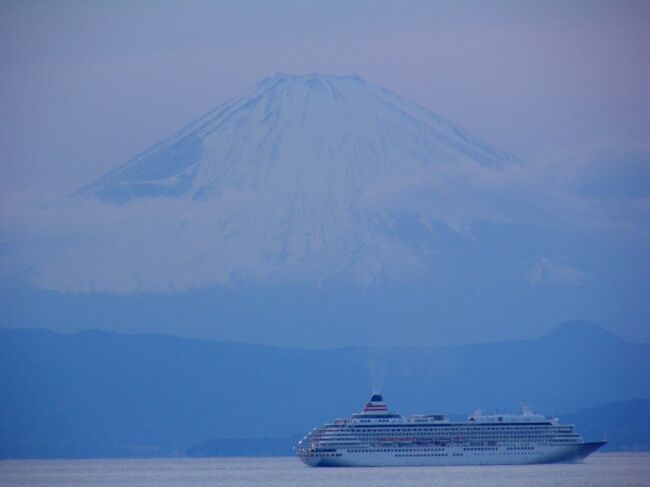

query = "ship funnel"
[362,394,388,414]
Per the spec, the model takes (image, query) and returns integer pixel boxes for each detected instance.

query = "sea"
[0,453,648,487]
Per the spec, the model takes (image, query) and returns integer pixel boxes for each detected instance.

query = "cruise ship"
[296,394,605,467]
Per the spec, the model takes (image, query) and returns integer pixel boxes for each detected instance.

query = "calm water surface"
[1,453,648,487]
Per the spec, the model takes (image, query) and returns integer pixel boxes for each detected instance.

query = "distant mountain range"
[186,435,303,458]
[0,320,648,458]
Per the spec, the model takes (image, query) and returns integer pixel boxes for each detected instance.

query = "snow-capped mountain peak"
[78,73,513,205]
[66,74,518,291]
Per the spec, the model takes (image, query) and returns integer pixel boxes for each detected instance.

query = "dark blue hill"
[562,398,650,451]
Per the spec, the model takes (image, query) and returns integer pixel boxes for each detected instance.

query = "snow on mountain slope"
[0,72,539,293]
[78,73,513,204]
[56,74,524,291]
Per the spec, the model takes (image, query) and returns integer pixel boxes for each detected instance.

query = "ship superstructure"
[296,394,605,467]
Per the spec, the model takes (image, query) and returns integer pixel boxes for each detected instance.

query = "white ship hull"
[297,395,606,468]
[299,441,606,467]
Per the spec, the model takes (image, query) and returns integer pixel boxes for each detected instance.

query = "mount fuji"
[72,73,521,290]
[3,73,640,345]
[79,73,513,203]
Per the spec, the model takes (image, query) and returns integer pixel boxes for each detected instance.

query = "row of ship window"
[349,433,568,437]
[345,425,570,429]
[345,431,568,436]
[343,450,529,457]
[318,435,576,445]
[339,450,537,456]
[395,453,449,457]
[349,432,566,436]
[323,443,556,449]
[347,436,564,442]
[348,448,446,453]
[334,447,537,454]
[348,449,451,455]
[324,430,573,435]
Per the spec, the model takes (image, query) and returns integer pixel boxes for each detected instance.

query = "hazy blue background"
[1,1,649,347]
[1,1,650,461]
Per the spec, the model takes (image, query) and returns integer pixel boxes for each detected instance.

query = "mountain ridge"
[541,319,625,344]
[2,319,634,352]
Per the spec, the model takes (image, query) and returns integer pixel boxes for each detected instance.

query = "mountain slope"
[1,321,648,458]
[78,73,513,204]
[65,73,521,290]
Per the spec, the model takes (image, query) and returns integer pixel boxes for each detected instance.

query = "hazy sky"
[2,1,649,194]
[1,1,649,346]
